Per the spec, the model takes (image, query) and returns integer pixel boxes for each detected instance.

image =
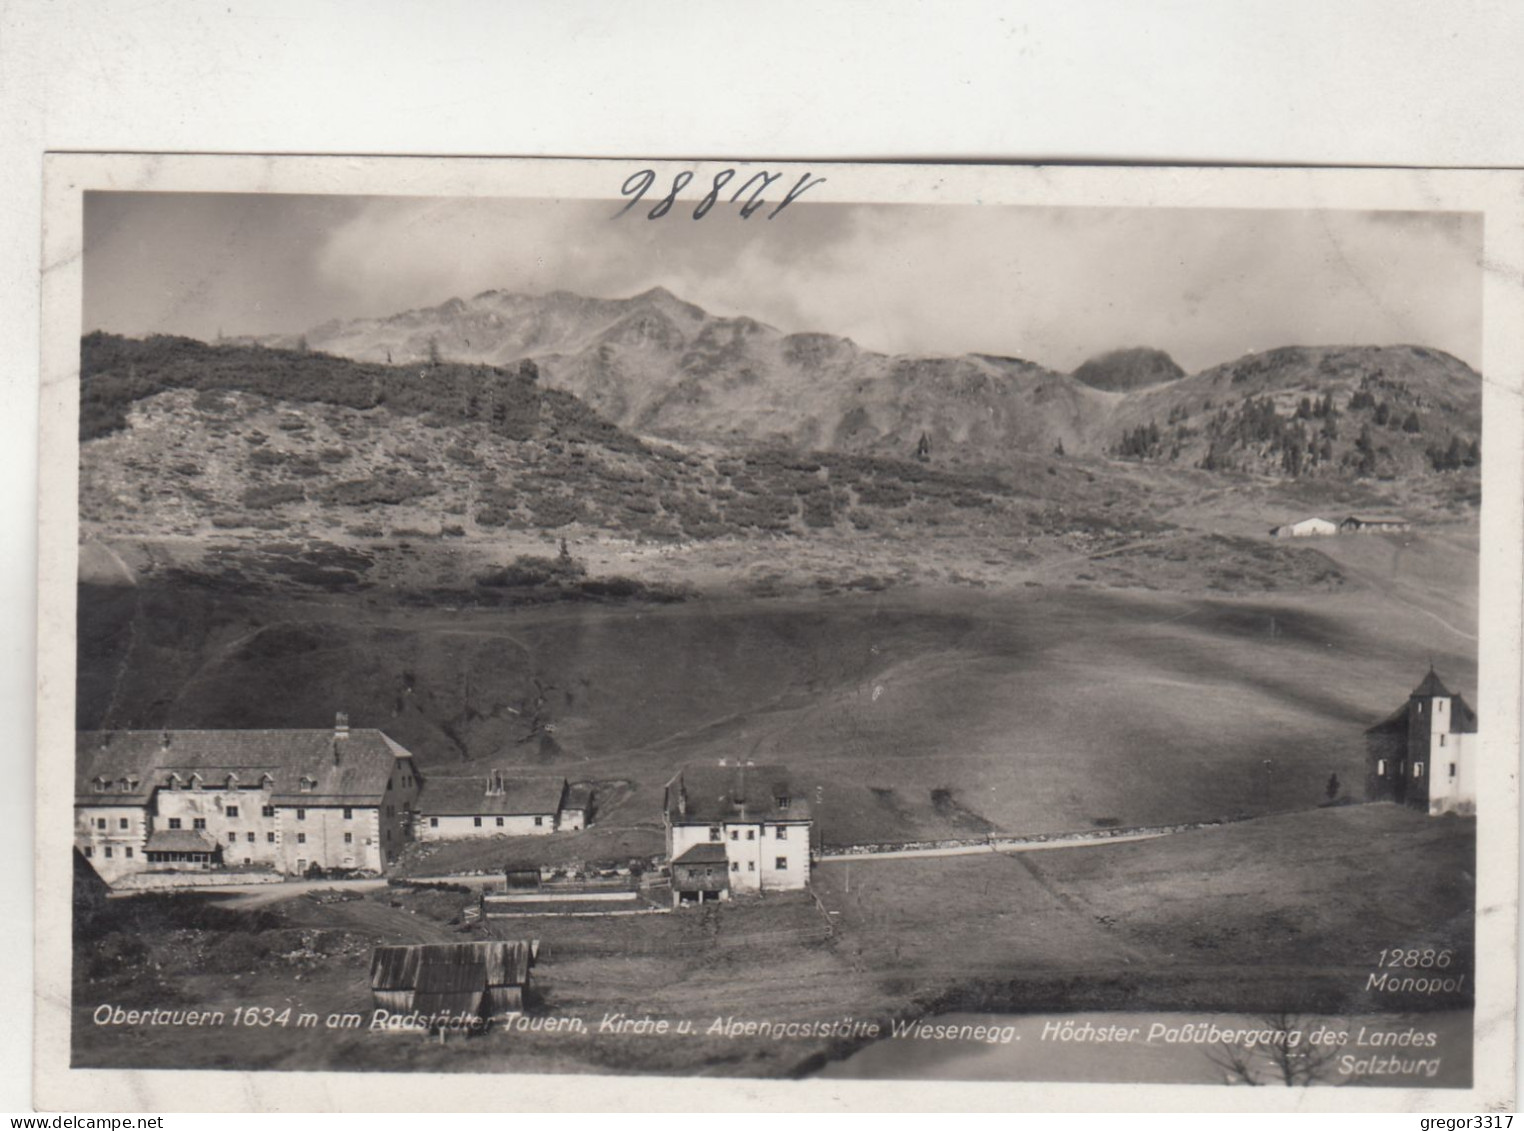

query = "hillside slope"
[1110,344,1482,482]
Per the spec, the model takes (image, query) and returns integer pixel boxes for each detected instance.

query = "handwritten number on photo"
[616,169,826,220]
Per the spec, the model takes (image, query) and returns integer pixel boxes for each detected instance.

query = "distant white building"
[1269,517,1338,538]
[663,762,812,907]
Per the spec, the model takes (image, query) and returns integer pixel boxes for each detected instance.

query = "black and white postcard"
[33,155,1522,1111]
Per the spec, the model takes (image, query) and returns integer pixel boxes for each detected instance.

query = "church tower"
[1364,668,1478,815]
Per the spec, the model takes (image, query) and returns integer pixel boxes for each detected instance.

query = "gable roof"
[664,763,810,825]
[145,828,219,854]
[672,843,728,866]
[76,728,415,806]
[369,941,532,991]
[416,775,566,817]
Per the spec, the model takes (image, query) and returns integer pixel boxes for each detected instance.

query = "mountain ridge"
[206,285,1480,475]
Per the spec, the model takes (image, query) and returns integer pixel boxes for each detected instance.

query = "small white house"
[1269,516,1338,538]
[416,772,569,840]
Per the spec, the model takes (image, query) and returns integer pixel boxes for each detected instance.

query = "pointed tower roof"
[1411,667,1452,699]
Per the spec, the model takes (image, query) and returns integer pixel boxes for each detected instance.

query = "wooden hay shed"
[369,940,535,1022]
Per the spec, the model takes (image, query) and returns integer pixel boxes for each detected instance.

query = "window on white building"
[103,846,112,858]
[534,816,543,827]
[297,809,306,820]
[776,826,787,840]
[746,829,755,840]
[226,805,239,817]
[708,826,721,842]
[168,818,182,830]
[297,833,307,844]
[1414,763,1425,779]
[496,817,505,827]
[730,830,738,841]
[267,832,275,843]
[747,861,755,871]
[1449,763,1457,779]
[124,847,132,858]
[83,846,92,858]
[227,832,237,844]
[262,805,275,818]
[776,857,787,870]
[193,818,206,830]
[344,808,353,819]
[344,832,353,844]
[474,817,483,827]
[730,861,739,872]
[430,817,439,828]
[246,832,255,842]
[95,818,106,830]
[1439,734,1447,747]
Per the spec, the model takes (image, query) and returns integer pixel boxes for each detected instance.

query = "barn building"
[414,772,572,840]
[1269,517,1337,538]
[1341,514,1412,534]
[369,940,535,1030]
[1365,668,1479,815]
[663,762,812,907]
[75,715,423,882]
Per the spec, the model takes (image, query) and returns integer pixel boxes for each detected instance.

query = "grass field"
[71,804,1473,1077]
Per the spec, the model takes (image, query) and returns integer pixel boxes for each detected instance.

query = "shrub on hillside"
[321,475,436,506]
[241,483,306,509]
[476,552,585,588]
[83,931,148,979]
[530,496,583,528]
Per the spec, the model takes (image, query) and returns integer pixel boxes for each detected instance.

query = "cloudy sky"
[83,192,1483,373]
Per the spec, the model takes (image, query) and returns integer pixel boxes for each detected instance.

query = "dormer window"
[188,774,203,791]
[260,773,275,790]
[776,795,790,810]
[93,778,107,793]
[226,774,239,791]
[299,777,316,793]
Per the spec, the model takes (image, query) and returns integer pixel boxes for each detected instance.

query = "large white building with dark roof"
[75,714,422,881]
[662,762,812,906]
